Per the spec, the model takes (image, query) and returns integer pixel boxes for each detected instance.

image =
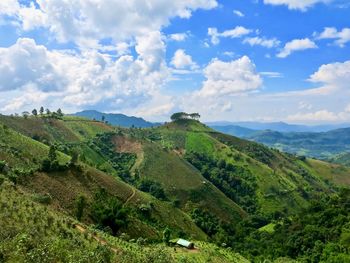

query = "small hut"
[176,238,194,249]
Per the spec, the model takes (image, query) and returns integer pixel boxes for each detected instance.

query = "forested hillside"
[0,111,349,262]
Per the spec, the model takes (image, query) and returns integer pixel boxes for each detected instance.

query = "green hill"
[1,114,349,262]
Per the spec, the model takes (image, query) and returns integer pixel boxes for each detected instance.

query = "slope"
[153,119,350,217]
[0,121,207,241]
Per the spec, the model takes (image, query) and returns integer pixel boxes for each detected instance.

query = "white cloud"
[196,56,262,97]
[260,71,283,78]
[0,36,170,114]
[309,60,350,89]
[287,110,346,122]
[277,38,317,58]
[263,0,331,11]
[233,10,244,17]
[243,36,280,48]
[1,0,218,47]
[208,26,252,45]
[171,49,198,70]
[317,27,350,47]
[169,33,188,42]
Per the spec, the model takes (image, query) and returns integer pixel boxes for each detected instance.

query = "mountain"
[210,125,257,137]
[1,113,349,262]
[246,128,350,159]
[72,110,158,128]
[208,121,350,133]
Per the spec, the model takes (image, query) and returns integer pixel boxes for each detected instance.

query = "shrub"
[75,195,87,221]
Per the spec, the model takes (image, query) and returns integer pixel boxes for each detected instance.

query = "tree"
[101,115,105,122]
[48,145,57,162]
[163,227,171,245]
[170,112,188,121]
[170,112,201,122]
[70,149,79,166]
[57,108,63,117]
[75,195,87,221]
[22,111,30,119]
[39,106,44,115]
[189,113,200,120]
[32,109,38,116]
[46,108,51,115]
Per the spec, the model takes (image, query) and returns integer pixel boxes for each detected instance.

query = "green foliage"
[75,194,87,221]
[191,208,220,236]
[231,189,350,262]
[137,179,167,200]
[162,227,171,245]
[170,112,200,121]
[91,189,128,235]
[91,132,136,182]
[0,160,6,173]
[185,152,258,213]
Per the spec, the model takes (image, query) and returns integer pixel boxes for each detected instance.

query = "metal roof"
[176,238,193,248]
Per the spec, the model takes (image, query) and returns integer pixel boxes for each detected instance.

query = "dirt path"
[123,187,136,206]
[75,224,120,253]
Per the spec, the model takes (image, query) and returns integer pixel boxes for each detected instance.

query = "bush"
[0,161,6,172]
[137,179,167,200]
[75,195,87,221]
[91,189,128,235]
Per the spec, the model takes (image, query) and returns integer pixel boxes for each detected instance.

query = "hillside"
[246,128,350,159]
[1,114,349,262]
[72,110,158,128]
[328,152,350,167]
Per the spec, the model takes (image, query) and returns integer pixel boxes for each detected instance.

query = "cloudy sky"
[0,0,349,123]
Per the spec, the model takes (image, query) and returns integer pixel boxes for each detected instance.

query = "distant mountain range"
[207,121,350,133]
[212,124,350,162]
[72,110,159,128]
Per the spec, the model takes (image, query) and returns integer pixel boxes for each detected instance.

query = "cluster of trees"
[137,179,167,201]
[91,188,128,235]
[170,112,200,122]
[232,189,350,262]
[21,107,64,119]
[40,145,69,172]
[91,133,136,182]
[185,152,258,213]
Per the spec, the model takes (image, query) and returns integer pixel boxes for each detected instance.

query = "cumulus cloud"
[171,49,198,70]
[277,38,317,58]
[1,0,218,46]
[243,36,280,48]
[196,56,262,97]
[0,36,170,113]
[317,27,350,47]
[263,0,331,11]
[309,60,350,89]
[208,26,251,45]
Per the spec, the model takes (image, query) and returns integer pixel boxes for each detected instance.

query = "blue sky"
[0,0,349,124]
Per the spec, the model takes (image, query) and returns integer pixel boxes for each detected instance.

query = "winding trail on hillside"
[124,187,136,206]
[75,224,120,253]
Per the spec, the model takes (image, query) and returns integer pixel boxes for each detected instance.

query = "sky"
[0,0,349,124]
